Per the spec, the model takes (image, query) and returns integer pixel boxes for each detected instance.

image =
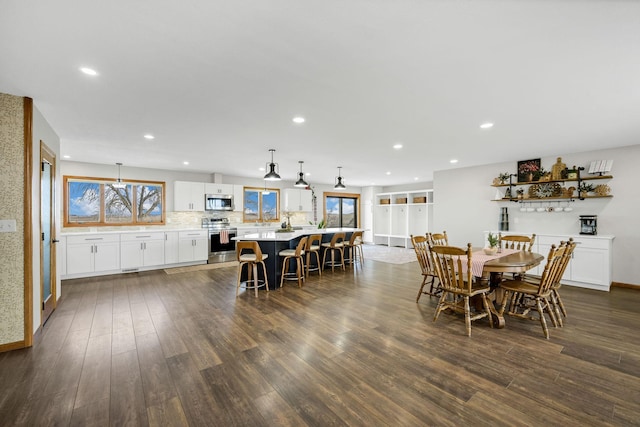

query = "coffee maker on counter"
[579,215,597,235]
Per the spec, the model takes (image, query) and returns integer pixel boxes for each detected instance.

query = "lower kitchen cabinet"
[120,232,165,270]
[164,231,180,264]
[66,234,120,276]
[178,230,208,262]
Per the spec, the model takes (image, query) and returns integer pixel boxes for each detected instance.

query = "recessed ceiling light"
[144,134,155,140]
[480,122,494,129]
[292,117,305,124]
[305,172,311,176]
[183,161,189,165]
[450,159,459,164]
[259,167,265,172]
[386,171,391,175]
[80,67,98,76]
[63,155,71,159]
[393,143,403,150]
[414,177,419,181]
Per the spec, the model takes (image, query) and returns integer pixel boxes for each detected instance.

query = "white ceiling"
[1,0,639,187]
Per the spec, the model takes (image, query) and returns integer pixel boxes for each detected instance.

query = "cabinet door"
[570,247,608,286]
[193,237,209,261]
[299,189,313,211]
[174,181,205,211]
[143,239,165,267]
[121,241,144,269]
[66,243,94,275]
[94,241,120,272]
[178,238,195,262]
[233,185,244,212]
[164,232,180,264]
[205,183,233,195]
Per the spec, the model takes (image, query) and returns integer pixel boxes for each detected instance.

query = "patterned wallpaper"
[0,93,25,345]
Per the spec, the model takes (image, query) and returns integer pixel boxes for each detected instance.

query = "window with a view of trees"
[324,193,359,228]
[243,187,280,223]
[64,176,165,227]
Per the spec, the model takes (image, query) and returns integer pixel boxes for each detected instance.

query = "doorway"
[40,143,57,325]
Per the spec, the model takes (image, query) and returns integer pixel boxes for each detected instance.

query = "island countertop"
[234,227,364,242]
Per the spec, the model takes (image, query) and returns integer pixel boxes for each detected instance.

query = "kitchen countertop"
[61,227,204,236]
[235,227,363,242]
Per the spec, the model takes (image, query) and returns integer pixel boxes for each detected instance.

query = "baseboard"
[0,340,26,353]
[611,281,640,290]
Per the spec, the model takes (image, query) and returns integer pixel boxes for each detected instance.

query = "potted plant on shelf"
[485,233,499,255]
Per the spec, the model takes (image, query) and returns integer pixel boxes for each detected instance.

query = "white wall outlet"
[0,219,17,232]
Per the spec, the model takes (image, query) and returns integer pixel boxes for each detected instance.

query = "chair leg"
[464,296,472,337]
[535,298,550,339]
[280,257,289,288]
[236,262,244,297]
[482,293,494,329]
[252,263,259,297]
[340,248,345,270]
[416,275,428,302]
[554,289,567,317]
[433,292,448,322]
[261,261,269,292]
[297,257,304,287]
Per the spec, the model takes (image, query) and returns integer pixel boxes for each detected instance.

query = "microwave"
[205,194,234,211]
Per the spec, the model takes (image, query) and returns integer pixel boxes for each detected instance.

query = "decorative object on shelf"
[380,198,390,205]
[517,158,541,182]
[264,149,281,181]
[594,184,611,196]
[413,196,427,203]
[504,187,512,199]
[528,183,562,198]
[551,157,567,180]
[533,166,548,182]
[334,166,346,190]
[485,232,499,255]
[588,160,614,176]
[562,186,576,198]
[516,188,525,199]
[578,182,595,197]
[566,166,579,180]
[396,197,407,204]
[498,172,510,184]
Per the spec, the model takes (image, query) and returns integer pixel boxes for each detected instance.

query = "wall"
[0,93,25,346]
[433,144,639,286]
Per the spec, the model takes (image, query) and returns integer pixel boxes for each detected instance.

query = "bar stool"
[236,241,269,297]
[305,234,322,278]
[321,232,345,272]
[344,231,364,268]
[279,236,308,288]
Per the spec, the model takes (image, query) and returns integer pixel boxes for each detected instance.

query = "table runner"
[461,248,520,277]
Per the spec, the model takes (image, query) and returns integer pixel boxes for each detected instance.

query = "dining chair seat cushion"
[279,248,305,257]
[309,245,321,251]
[239,253,268,262]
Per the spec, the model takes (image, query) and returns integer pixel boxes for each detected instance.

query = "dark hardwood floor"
[2,259,640,426]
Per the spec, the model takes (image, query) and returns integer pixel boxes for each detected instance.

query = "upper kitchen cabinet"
[174,181,205,211]
[233,185,244,212]
[283,188,313,212]
[205,183,234,195]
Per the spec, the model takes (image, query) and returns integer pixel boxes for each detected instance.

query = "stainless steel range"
[202,218,237,263]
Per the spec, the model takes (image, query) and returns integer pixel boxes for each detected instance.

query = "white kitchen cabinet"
[283,188,313,212]
[58,236,67,277]
[174,181,205,211]
[179,230,208,262]
[164,231,180,264]
[374,190,433,247]
[120,232,165,270]
[233,185,244,212]
[66,234,120,276]
[205,183,234,195]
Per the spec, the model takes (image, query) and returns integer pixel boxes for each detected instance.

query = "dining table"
[464,248,545,328]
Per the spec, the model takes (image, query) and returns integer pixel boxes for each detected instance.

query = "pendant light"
[294,161,308,187]
[334,166,346,190]
[264,148,281,181]
[113,162,126,189]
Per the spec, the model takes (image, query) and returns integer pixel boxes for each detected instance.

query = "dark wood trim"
[40,141,57,325]
[23,97,33,347]
[611,281,640,290]
[0,340,26,353]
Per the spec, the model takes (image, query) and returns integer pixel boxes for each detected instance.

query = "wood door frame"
[322,191,361,228]
[40,142,57,325]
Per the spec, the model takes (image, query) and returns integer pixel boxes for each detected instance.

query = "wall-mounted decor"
[517,158,541,182]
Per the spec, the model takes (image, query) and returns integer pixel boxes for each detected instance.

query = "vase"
[527,172,533,182]
[484,247,498,255]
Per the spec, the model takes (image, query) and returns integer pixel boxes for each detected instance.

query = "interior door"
[40,143,57,325]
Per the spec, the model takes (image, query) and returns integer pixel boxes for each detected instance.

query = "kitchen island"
[234,228,363,290]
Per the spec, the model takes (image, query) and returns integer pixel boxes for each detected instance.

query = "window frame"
[323,191,360,228]
[63,175,166,227]
[242,186,280,223]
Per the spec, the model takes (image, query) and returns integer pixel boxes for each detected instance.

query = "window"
[243,187,280,223]
[324,192,359,228]
[64,176,165,227]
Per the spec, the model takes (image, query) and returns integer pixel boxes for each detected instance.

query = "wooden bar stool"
[321,232,345,272]
[236,241,269,297]
[305,234,322,278]
[279,236,308,288]
[344,231,364,268]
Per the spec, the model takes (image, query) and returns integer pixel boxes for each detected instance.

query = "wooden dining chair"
[550,239,576,320]
[410,234,440,301]
[499,233,536,251]
[430,243,493,337]
[498,241,569,339]
[428,231,448,246]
